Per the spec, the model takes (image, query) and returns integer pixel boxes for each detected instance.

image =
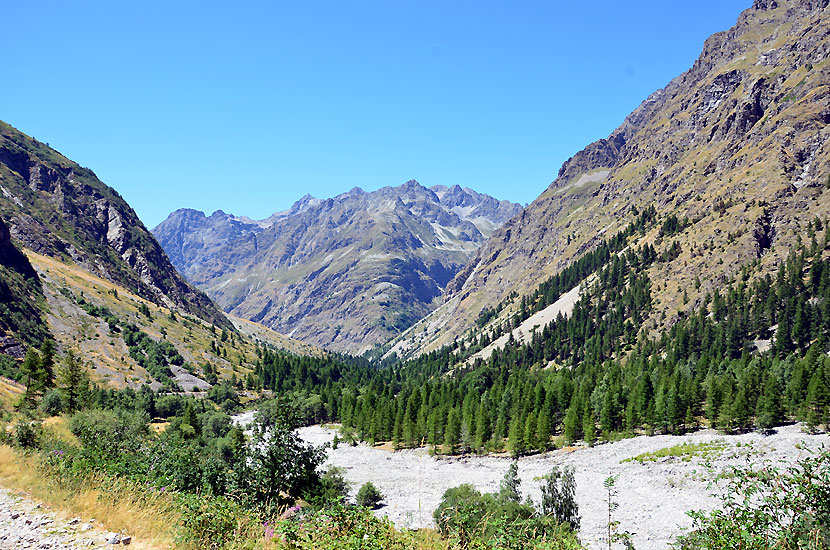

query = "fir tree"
[583,408,597,446]
[756,373,784,430]
[563,396,582,444]
[508,416,525,457]
[444,408,461,454]
[806,365,829,432]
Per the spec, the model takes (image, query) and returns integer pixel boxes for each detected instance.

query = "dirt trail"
[299,423,830,550]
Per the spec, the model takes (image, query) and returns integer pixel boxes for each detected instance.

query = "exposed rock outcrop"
[0,121,232,330]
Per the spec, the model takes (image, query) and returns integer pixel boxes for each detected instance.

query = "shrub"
[14,420,41,449]
[176,492,257,549]
[675,448,830,549]
[40,389,65,416]
[435,466,581,549]
[309,466,350,506]
[356,481,384,509]
[274,505,410,550]
[540,466,580,531]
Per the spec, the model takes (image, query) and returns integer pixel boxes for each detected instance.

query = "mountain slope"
[0,216,48,357]
[398,0,830,355]
[0,121,231,331]
[154,181,522,353]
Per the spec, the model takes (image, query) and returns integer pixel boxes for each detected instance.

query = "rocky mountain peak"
[154,180,522,352]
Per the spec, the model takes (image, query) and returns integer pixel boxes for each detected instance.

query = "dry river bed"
[297,423,830,550]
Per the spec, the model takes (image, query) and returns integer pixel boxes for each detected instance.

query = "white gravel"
[0,487,127,549]
[298,423,830,550]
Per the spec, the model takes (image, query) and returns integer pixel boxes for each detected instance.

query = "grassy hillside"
[0,250,323,396]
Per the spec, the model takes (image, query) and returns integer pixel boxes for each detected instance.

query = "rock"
[121,535,132,545]
[108,533,122,544]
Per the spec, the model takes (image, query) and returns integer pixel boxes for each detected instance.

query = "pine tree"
[583,408,597,446]
[524,411,538,452]
[507,416,525,457]
[59,350,90,413]
[563,396,582,444]
[39,340,56,388]
[756,373,784,430]
[19,348,44,409]
[730,384,751,433]
[535,409,552,451]
[444,408,461,454]
[806,365,829,432]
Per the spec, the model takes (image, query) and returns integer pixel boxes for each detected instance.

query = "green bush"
[435,465,581,549]
[40,388,65,416]
[540,466,580,531]
[356,481,384,509]
[274,505,411,550]
[14,420,41,449]
[176,493,257,550]
[69,408,150,457]
[675,448,830,549]
[309,466,350,506]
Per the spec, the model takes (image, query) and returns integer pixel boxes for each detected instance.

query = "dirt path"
[0,487,130,549]
[299,423,830,550]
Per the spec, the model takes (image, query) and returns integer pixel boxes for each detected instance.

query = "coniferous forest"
[236,213,830,457]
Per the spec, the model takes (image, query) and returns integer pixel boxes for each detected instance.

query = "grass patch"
[621,440,728,464]
[0,444,176,549]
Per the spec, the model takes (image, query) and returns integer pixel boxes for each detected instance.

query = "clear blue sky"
[2,0,750,228]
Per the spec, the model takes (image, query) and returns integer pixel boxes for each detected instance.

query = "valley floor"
[299,423,830,550]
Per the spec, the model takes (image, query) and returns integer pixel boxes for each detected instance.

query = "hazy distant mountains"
[153,181,522,352]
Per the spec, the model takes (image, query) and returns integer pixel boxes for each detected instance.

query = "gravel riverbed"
[298,423,830,550]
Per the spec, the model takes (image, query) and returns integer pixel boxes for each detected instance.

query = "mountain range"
[153,181,521,353]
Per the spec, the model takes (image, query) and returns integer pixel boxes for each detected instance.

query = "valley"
[1,0,829,549]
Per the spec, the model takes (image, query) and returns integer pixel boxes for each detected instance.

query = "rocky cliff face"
[0,215,48,354]
[0,121,232,330]
[154,181,521,353]
[407,0,830,353]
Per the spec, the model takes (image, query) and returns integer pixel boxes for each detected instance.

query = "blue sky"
[2,1,750,227]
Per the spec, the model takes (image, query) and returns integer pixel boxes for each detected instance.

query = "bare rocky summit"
[154,181,521,353]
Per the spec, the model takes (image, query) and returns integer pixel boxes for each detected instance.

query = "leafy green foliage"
[540,466,580,531]
[274,505,415,550]
[675,449,830,549]
[434,466,580,549]
[356,481,384,509]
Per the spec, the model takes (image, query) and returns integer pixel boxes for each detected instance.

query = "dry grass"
[0,445,176,549]
[0,377,24,413]
[41,416,80,447]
